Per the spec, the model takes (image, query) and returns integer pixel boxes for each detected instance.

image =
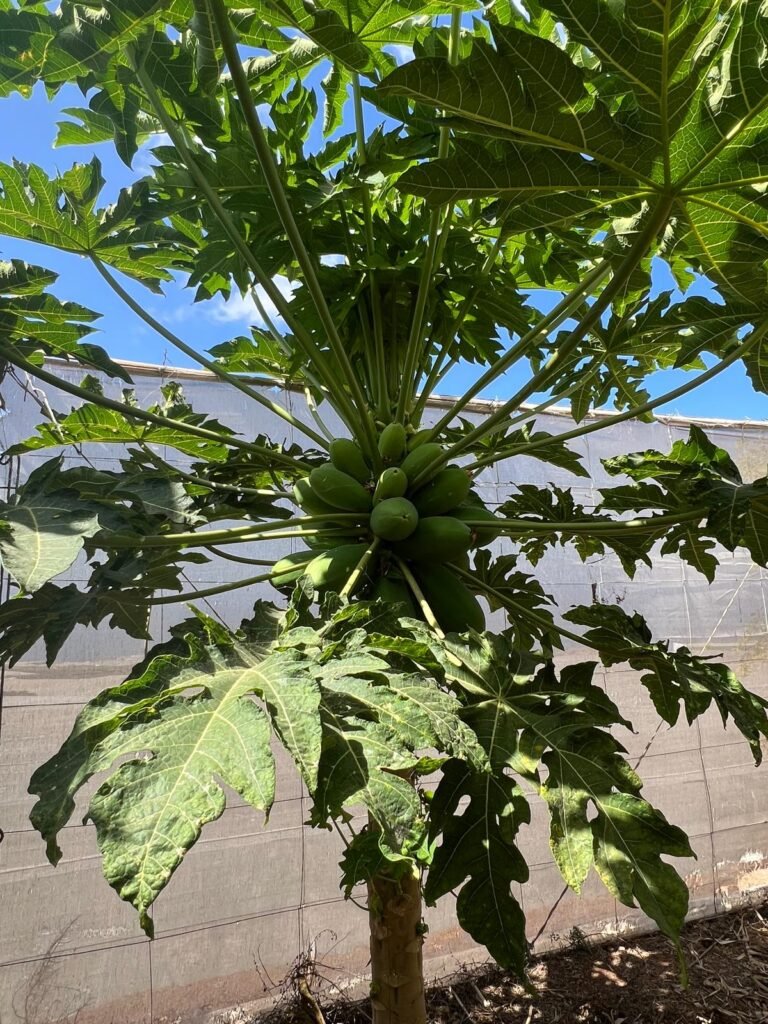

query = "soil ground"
[248,902,768,1024]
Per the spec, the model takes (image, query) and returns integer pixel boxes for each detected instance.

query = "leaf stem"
[207,0,380,462]
[413,224,508,417]
[352,72,389,419]
[460,509,705,535]
[89,256,328,448]
[413,199,675,487]
[164,465,292,499]
[108,514,367,549]
[395,6,462,425]
[303,388,336,443]
[0,344,302,467]
[421,259,612,443]
[133,61,360,435]
[411,353,455,424]
[395,558,445,637]
[339,537,381,598]
[147,560,313,604]
[207,546,281,566]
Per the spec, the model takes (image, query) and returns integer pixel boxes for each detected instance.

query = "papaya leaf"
[0,584,112,667]
[600,426,768,572]
[425,757,530,974]
[0,161,189,289]
[28,619,324,934]
[0,545,209,667]
[469,550,559,651]
[566,603,768,762]
[381,3,768,308]
[498,484,655,575]
[309,652,487,860]
[0,459,103,592]
[0,259,131,380]
[4,387,238,463]
[423,632,694,950]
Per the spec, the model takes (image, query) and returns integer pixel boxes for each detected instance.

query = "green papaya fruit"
[416,564,485,633]
[309,464,372,512]
[271,550,315,586]
[370,497,419,541]
[406,427,434,451]
[400,442,444,485]
[329,438,370,483]
[371,575,417,616]
[413,466,471,516]
[394,516,472,563]
[303,530,365,551]
[451,504,502,547]
[378,422,407,464]
[373,467,408,504]
[306,542,370,591]
[449,551,472,571]
[293,477,337,516]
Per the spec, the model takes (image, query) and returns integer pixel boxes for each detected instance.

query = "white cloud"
[133,132,172,177]
[384,44,414,64]
[152,301,197,325]
[207,276,296,327]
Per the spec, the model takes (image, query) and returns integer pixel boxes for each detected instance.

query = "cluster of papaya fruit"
[272,424,501,632]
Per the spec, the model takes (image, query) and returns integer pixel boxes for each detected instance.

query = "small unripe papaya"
[293,477,337,516]
[406,427,433,451]
[413,466,471,516]
[416,564,485,633]
[370,497,419,541]
[371,575,417,616]
[373,467,408,504]
[400,443,444,485]
[309,464,372,512]
[306,543,370,591]
[378,422,407,464]
[451,504,502,547]
[303,529,366,551]
[329,438,370,483]
[271,550,315,586]
[394,516,472,563]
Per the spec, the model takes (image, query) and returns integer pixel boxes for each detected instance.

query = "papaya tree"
[3,1,768,1021]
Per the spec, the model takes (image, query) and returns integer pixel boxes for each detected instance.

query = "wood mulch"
[246,902,768,1023]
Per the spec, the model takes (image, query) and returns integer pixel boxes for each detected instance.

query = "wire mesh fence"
[1,361,767,1024]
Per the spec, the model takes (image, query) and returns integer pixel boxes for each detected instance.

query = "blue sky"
[1,81,766,422]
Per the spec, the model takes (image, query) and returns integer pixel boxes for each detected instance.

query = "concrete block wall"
[1,362,767,1023]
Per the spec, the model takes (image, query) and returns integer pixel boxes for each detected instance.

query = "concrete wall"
[1,362,768,1024]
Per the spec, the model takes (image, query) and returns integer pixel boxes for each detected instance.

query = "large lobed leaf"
[419,630,695,958]
[0,460,103,593]
[0,160,191,289]
[29,615,320,934]
[29,606,487,931]
[0,259,131,380]
[381,2,768,309]
[5,381,240,462]
[600,425,768,576]
[565,603,768,763]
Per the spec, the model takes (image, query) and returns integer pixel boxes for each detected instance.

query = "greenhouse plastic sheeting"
[1,361,767,1024]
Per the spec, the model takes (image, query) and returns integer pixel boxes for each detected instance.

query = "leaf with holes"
[29,618,324,934]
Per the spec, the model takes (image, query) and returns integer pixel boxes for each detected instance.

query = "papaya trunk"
[367,867,427,1024]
